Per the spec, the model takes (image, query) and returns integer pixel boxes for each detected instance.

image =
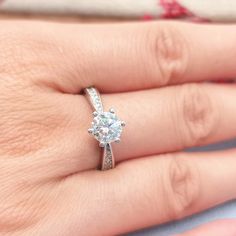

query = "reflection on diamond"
[90,111,123,143]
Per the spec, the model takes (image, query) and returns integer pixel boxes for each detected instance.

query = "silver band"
[85,87,115,171]
[85,87,103,114]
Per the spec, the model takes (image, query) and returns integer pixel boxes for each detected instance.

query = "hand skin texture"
[0,20,236,236]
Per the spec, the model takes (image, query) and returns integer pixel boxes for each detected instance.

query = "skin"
[0,20,236,235]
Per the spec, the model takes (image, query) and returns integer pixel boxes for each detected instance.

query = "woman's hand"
[0,20,236,236]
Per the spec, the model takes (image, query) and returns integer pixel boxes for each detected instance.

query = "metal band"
[85,87,115,171]
[85,87,104,114]
[102,143,115,170]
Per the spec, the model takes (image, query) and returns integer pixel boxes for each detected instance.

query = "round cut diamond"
[90,112,123,143]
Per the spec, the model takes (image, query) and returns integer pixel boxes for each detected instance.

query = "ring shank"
[84,87,115,171]
[84,87,104,113]
[102,143,115,170]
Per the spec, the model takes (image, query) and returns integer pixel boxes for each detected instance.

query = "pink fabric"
[160,0,192,19]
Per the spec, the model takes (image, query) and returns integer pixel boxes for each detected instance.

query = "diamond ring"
[84,87,125,170]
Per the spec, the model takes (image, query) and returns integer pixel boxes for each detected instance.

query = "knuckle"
[146,23,189,86]
[164,154,200,220]
[179,84,219,146]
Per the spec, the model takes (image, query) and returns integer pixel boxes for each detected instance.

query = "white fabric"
[180,0,236,21]
[0,0,163,17]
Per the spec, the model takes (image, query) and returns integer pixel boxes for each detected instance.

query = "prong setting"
[115,138,120,143]
[88,128,93,134]
[109,108,115,114]
[99,142,106,147]
[93,111,98,117]
[121,121,126,127]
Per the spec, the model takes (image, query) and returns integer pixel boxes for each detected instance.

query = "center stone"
[91,111,123,143]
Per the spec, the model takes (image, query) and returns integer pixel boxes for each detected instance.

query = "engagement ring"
[84,87,125,170]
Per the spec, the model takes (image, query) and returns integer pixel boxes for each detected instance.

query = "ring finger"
[79,83,236,170]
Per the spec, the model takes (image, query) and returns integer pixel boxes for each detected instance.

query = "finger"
[57,22,236,93]
[79,83,236,170]
[179,220,236,236]
[63,150,236,235]
[4,21,236,94]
